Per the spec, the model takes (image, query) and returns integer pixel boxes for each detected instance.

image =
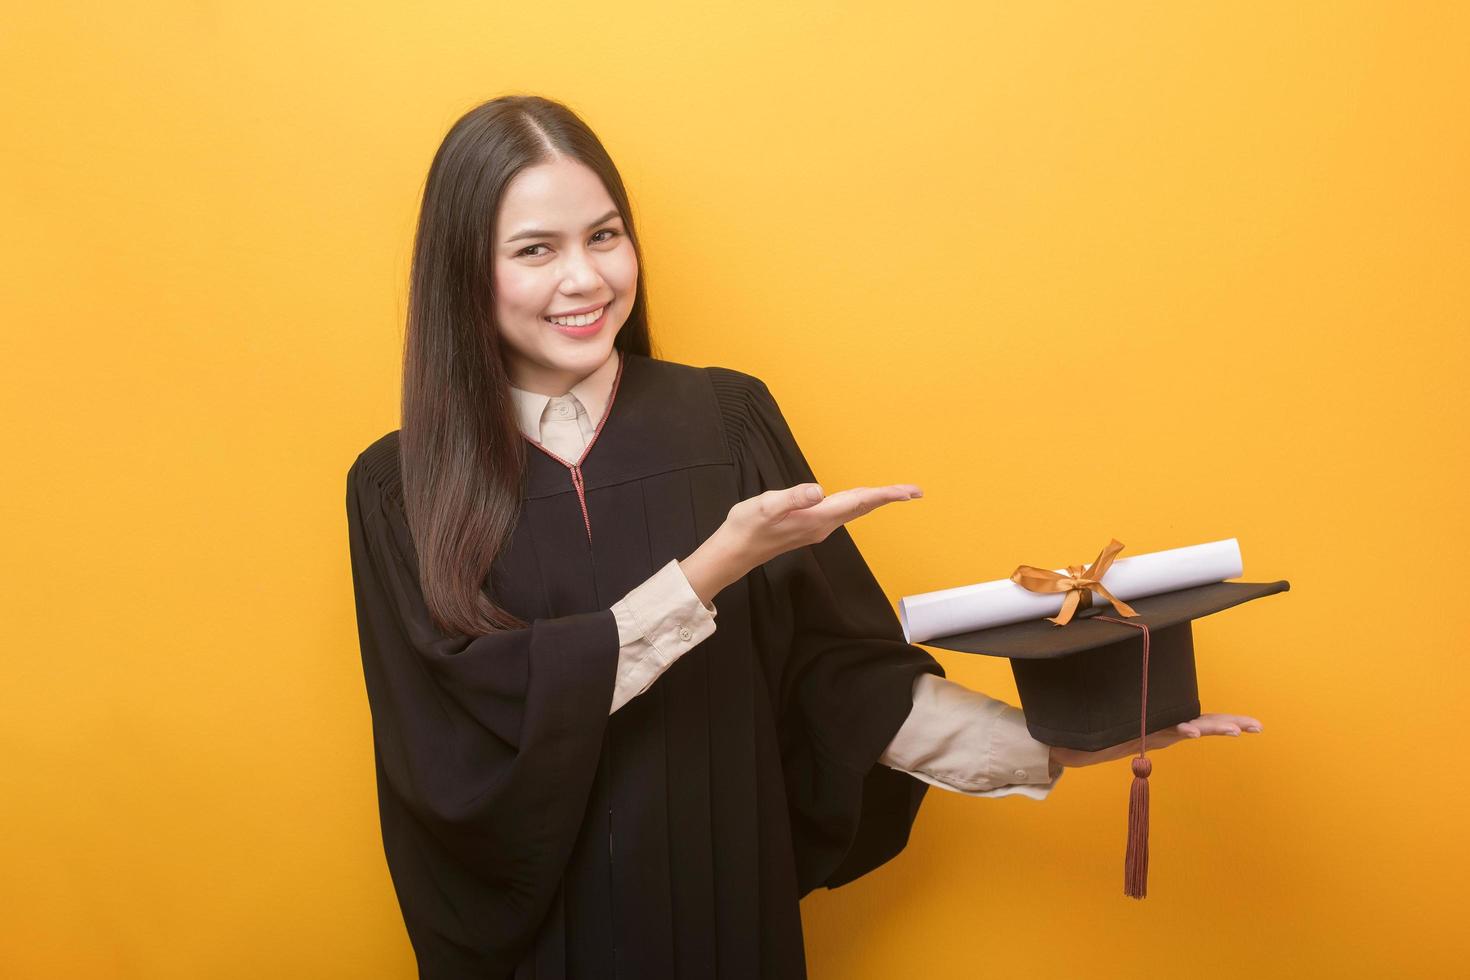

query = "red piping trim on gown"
[521,350,627,544]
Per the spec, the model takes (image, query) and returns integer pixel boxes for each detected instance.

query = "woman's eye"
[516,230,618,258]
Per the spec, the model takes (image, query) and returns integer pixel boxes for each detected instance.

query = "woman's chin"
[544,335,618,374]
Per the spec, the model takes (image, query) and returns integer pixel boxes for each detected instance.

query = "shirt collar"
[507,348,621,442]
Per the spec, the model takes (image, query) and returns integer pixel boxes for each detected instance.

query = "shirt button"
[1013,769,1028,779]
[676,625,693,641]
[555,403,572,418]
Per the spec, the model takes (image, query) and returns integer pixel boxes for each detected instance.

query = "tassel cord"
[1095,615,1152,899]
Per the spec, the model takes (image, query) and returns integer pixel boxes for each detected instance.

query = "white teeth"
[545,305,604,327]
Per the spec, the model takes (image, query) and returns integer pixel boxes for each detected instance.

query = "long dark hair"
[400,95,655,636]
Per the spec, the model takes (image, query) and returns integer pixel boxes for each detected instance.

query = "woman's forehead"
[498,159,616,232]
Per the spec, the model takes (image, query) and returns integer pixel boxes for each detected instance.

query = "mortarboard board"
[911,539,1291,898]
[921,578,1291,752]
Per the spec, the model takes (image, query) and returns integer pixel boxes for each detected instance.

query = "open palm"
[1048,713,1265,768]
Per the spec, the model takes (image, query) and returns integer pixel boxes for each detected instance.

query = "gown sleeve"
[713,370,948,896]
[879,672,1065,798]
[345,451,619,974]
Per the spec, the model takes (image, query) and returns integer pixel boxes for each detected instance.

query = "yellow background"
[3,2,1466,977]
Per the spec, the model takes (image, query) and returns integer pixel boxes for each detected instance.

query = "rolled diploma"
[899,538,1245,644]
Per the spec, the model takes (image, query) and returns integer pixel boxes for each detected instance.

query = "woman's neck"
[508,348,619,397]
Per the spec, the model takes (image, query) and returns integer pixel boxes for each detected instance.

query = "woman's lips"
[545,304,608,338]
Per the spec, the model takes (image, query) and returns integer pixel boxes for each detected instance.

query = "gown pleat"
[527,490,614,979]
[642,470,719,976]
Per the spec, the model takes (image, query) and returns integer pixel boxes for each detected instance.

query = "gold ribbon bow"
[1010,537,1141,626]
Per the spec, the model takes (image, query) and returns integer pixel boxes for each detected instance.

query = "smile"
[543,304,606,327]
[544,305,608,338]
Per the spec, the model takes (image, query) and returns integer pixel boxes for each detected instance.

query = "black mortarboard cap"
[919,579,1291,752]
[917,569,1291,899]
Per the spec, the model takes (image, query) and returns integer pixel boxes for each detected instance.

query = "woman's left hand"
[1047,713,1264,769]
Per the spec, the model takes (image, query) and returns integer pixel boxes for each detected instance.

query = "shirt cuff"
[607,558,718,713]
[878,673,1064,800]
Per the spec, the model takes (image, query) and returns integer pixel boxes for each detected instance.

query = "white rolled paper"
[898,538,1245,644]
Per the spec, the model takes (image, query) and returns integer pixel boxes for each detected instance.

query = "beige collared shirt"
[509,350,1062,799]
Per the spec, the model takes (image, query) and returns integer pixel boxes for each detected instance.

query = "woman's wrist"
[679,527,751,607]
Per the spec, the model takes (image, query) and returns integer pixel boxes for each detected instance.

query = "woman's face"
[492,157,639,394]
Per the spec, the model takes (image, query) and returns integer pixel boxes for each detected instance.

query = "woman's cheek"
[611,249,639,293]
[503,277,548,320]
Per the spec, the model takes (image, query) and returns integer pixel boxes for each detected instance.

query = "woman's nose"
[559,249,604,291]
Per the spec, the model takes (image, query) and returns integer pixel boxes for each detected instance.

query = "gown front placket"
[521,352,626,546]
[519,352,631,974]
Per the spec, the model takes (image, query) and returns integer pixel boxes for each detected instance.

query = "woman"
[345,95,1261,979]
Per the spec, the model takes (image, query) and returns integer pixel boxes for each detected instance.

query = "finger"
[1189,717,1243,737]
[827,485,923,518]
[786,485,924,539]
[771,483,825,517]
[1193,713,1264,736]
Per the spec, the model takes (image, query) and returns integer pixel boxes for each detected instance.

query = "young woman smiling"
[345,94,1263,980]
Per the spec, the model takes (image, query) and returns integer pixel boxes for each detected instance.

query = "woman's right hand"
[678,482,923,606]
[725,481,924,568]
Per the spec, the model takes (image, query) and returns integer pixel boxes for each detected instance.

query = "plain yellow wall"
[3,2,1466,977]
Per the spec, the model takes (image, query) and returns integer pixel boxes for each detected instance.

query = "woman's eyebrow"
[504,209,621,243]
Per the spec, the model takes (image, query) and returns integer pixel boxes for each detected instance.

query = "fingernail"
[1246,725,1262,733]
[806,485,823,501]
[1187,730,1201,738]
[912,489,924,498]
[1227,729,1240,736]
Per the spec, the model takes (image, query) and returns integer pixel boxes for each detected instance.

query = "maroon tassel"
[1096,614,1154,900]
[1124,755,1151,898]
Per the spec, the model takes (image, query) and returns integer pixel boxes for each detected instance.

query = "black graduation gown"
[345,352,945,979]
